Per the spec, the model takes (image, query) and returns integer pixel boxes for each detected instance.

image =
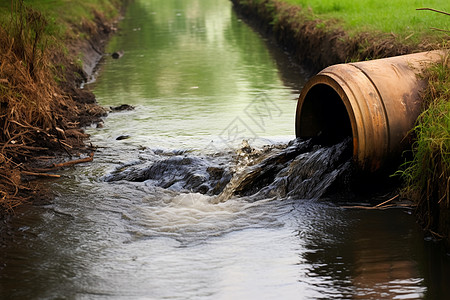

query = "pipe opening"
[297,84,352,146]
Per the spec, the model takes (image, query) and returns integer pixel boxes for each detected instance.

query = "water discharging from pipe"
[105,138,354,203]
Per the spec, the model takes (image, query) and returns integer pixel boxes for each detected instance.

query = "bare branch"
[430,27,450,33]
[416,8,450,16]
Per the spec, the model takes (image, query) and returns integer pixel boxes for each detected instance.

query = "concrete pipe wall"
[295,51,446,172]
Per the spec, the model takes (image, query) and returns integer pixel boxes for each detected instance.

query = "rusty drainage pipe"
[295,51,446,172]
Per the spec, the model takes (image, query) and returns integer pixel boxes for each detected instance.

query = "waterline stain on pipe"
[296,51,447,172]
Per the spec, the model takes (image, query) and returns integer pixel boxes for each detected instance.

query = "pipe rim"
[296,74,359,159]
[296,69,390,172]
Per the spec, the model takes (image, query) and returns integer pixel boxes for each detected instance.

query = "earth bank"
[0,0,125,215]
[230,0,424,72]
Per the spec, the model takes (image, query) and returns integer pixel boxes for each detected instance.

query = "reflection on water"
[91,0,306,151]
[1,0,450,299]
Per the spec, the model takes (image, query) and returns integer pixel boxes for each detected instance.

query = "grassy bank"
[232,0,449,240]
[233,0,449,69]
[0,0,123,212]
[283,0,449,44]
[400,55,450,242]
[0,0,121,64]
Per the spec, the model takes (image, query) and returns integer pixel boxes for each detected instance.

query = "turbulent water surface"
[1,0,450,299]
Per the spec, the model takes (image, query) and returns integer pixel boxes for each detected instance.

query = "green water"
[91,0,307,150]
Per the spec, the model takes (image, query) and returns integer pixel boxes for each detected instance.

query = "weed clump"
[400,52,450,240]
[0,2,84,212]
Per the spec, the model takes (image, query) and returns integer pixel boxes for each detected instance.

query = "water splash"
[215,138,353,202]
[103,149,232,195]
[104,138,353,203]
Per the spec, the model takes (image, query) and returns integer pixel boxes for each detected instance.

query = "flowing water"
[1,0,450,299]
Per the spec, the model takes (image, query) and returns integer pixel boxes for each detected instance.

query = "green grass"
[281,0,449,42]
[396,54,449,236]
[0,0,121,40]
[401,55,450,200]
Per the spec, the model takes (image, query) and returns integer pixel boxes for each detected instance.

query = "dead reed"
[0,1,81,212]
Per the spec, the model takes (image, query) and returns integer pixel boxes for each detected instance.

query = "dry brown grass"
[0,2,85,212]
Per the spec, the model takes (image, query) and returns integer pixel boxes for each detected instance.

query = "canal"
[1,0,449,299]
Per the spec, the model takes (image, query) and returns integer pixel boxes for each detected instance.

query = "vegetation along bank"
[231,0,449,243]
[0,0,125,215]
